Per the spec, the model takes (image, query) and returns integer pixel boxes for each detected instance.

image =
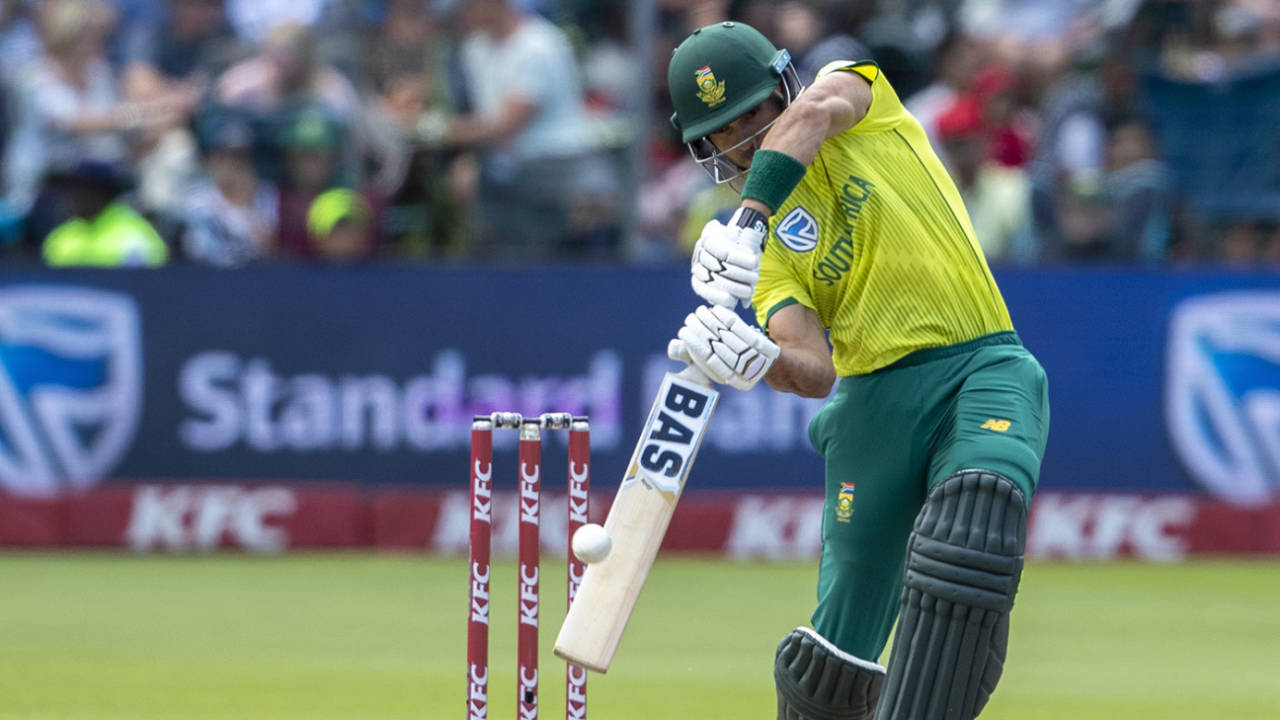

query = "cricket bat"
[553,364,718,672]
[553,208,768,673]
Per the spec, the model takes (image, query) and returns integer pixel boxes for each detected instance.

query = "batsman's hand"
[668,305,779,391]
[691,208,767,309]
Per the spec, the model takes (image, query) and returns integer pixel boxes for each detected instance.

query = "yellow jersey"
[752,62,1013,376]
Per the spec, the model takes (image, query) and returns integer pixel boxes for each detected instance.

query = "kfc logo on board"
[125,485,298,552]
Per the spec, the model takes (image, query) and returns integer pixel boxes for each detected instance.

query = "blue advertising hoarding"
[0,265,1277,506]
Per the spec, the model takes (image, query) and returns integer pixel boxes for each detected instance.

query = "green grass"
[0,554,1278,719]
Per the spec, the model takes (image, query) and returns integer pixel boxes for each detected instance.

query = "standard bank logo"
[776,206,818,253]
[0,286,141,495]
[1166,292,1280,505]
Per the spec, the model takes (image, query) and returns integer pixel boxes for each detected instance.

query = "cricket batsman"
[664,22,1051,720]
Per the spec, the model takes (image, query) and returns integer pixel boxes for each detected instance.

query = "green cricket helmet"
[668,21,805,184]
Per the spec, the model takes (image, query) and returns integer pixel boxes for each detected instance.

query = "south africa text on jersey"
[813,175,875,287]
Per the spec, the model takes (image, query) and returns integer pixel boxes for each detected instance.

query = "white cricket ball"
[572,523,612,564]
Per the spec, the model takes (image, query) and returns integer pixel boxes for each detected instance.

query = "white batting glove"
[667,305,780,391]
[691,208,767,309]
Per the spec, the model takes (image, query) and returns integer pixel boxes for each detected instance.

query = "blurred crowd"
[1,0,1278,268]
[640,0,1280,265]
[0,0,631,266]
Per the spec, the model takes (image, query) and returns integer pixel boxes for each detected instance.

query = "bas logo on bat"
[554,369,719,672]
[625,374,717,499]
[640,385,710,477]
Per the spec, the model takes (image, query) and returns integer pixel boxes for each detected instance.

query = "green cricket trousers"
[806,330,1050,660]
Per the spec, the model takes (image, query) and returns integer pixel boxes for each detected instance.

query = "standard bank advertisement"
[1,267,1278,558]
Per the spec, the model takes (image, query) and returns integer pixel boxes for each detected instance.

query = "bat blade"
[553,368,718,672]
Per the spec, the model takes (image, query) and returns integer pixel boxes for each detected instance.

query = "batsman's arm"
[762,68,873,166]
[765,303,836,399]
[738,70,874,219]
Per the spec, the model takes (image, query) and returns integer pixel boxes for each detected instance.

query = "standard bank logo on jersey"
[1166,292,1280,505]
[0,286,141,495]
[776,206,818,253]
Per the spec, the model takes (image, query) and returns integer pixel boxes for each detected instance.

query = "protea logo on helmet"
[694,65,726,107]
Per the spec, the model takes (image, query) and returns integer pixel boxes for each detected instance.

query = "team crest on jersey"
[694,66,726,107]
[776,206,819,252]
[835,482,855,523]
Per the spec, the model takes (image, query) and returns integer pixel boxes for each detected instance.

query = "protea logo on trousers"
[0,286,142,496]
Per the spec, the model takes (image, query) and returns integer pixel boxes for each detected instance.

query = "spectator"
[3,0,183,245]
[217,22,358,119]
[179,112,278,266]
[936,96,1033,263]
[775,2,829,84]
[1030,46,1139,260]
[856,12,932,99]
[0,0,40,247]
[362,0,454,198]
[1155,0,1280,83]
[957,0,1095,55]
[274,107,383,260]
[361,0,465,257]
[103,0,162,67]
[121,0,242,100]
[1053,179,1110,261]
[1099,116,1174,262]
[107,2,222,226]
[906,30,985,162]
[1047,115,1175,263]
[217,21,400,190]
[224,0,336,46]
[306,187,375,262]
[575,3,641,122]
[41,158,167,267]
[779,0,871,85]
[363,0,451,110]
[380,148,464,259]
[0,0,40,83]
[634,137,713,262]
[731,0,779,42]
[274,107,342,258]
[437,0,616,259]
[4,0,125,218]
[970,64,1032,168]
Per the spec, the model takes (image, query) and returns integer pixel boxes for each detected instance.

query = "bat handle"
[730,206,769,251]
[731,206,767,230]
[675,363,711,387]
[668,339,713,387]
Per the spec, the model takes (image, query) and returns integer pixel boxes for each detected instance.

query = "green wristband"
[740,150,808,213]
